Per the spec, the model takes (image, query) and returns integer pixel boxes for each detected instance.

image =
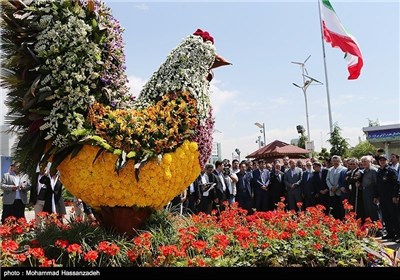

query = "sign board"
[306,141,315,152]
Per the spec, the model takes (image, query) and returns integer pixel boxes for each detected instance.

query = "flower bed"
[0,202,392,267]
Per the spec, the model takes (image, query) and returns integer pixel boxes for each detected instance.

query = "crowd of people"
[1,161,95,224]
[170,151,400,243]
[2,150,400,244]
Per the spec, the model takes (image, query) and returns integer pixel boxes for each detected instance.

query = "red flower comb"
[193,29,214,44]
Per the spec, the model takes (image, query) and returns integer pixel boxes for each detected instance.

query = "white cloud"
[209,80,237,113]
[128,75,147,97]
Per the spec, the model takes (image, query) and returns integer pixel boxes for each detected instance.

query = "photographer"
[1,162,31,223]
[223,163,238,205]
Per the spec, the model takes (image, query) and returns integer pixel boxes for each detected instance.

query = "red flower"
[205,247,223,259]
[2,239,19,252]
[15,253,27,263]
[313,229,321,237]
[30,239,40,247]
[55,239,69,249]
[297,229,307,237]
[188,257,207,267]
[127,249,139,262]
[84,250,99,262]
[191,240,207,252]
[313,243,323,250]
[193,28,214,44]
[97,241,120,256]
[29,247,45,259]
[159,245,183,258]
[66,243,82,254]
[0,225,12,237]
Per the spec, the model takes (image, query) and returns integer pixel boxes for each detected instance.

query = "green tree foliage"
[327,123,350,157]
[298,134,307,149]
[348,141,376,159]
[318,147,330,161]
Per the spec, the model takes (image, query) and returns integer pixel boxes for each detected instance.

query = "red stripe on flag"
[322,21,363,79]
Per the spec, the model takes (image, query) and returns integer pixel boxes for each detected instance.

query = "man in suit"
[236,162,253,213]
[29,162,49,223]
[213,160,229,210]
[1,162,31,223]
[283,159,303,211]
[268,160,285,210]
[198,164,217,214]
[326,155,347,219]
[185,179,201,214]
[312,161,329,213]
[40,170,66,217]
[301,161,315,209]
[251,159,270,211]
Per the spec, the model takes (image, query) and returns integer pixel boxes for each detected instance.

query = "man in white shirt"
[1,162,31,223]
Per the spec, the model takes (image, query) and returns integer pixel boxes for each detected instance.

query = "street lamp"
[291,55,322,151]
[254,122,266,147]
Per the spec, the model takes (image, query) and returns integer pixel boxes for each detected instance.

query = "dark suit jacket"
[312,168,329,193]
[29,172,47,204]
[189,177,202,201]
[269,170,285,197]
[212,170,228,201]
[301,170,315,197]
[283,167,303,192]
[39,175,66,215]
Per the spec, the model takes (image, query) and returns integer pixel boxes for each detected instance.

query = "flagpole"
[317,0,333,134]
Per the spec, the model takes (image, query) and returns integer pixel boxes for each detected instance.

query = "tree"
[348,141,376,159]
[327,123,350,157]
[298,134,307,149]
[318,147,330,161]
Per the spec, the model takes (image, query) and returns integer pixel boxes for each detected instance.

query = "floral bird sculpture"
[1,0,230,235]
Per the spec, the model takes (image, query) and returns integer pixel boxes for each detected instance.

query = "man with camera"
[222,163,238,205]
[1,162,31,223]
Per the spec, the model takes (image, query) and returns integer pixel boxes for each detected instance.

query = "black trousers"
[1,199,25,223]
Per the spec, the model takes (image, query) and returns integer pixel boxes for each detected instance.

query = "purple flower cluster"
[191,110,215,169]
[92,1,131,107]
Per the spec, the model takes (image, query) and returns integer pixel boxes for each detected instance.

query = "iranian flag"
[320,0,363,80]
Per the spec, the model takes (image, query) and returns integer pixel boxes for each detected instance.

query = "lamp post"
[256,135,262,149]
[254,122,266,147]
[291,55,322,152]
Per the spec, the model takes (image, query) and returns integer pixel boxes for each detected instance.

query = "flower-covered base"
[96,206,153,237]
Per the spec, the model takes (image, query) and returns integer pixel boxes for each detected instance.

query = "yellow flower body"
[58,141,200,209]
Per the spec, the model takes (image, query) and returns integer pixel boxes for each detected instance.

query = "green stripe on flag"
[322,0,335,12]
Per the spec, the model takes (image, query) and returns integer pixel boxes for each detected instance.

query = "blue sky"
[1,0,399,161]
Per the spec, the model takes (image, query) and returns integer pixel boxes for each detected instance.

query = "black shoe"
[375,231,383,237]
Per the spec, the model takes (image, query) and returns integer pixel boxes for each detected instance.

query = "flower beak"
[207,54,231,81]
[211,54,231,69]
